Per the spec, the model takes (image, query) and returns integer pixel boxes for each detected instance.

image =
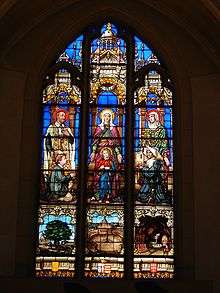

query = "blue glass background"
[58,34,83,69]
[88,92,125,160]
[42,105,80,166]
[90,211,121,224]
[39,214,75,240]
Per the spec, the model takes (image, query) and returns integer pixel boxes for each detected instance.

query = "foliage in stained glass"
[36,206,76,277]
[36,48,82,276]
[36,21,175,280]
[37,206,76,255]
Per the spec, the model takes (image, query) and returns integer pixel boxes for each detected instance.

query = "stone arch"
[2,1,219,282]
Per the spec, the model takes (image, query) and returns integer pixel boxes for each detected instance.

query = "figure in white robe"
[43,109,75,172]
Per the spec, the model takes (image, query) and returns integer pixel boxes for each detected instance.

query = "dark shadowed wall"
[0,1,219,292]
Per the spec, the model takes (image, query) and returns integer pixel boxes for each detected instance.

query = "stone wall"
[0,1,219,292]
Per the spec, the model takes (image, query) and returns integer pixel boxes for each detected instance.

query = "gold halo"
[100,108,114,121]
[100,147,113,156]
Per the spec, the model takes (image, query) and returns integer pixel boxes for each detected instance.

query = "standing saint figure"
[90,108,122,201]
[142,109,169,166]
[94,147,116,202]
[43,108,75,172]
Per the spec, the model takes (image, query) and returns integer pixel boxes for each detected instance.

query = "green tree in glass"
[43,220,72,248]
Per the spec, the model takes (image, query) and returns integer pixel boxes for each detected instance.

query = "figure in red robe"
[90,109,122,202]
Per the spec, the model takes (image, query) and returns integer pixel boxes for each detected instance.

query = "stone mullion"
[74,34,90,279]
[124,33,135,279]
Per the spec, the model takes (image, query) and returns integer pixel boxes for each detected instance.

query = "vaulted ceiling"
[0,0,219,71]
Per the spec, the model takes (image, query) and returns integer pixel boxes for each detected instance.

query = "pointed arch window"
[36,22,174,279]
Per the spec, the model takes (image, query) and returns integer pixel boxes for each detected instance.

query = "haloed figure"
[90,109,122,201]
[95,147,116,202]
[90,109,122,165]
[137,146,168,205]
[144,110,168,160]
[44,108,75,171]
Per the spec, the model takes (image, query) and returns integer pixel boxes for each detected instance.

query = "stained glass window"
[133,68,174,278]
[36,66,81,277]
[36,23,174,279]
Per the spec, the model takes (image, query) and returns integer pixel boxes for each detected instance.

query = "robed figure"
[90,109,122,202]
[137,146,168,205]
[43,108,75,172]
[94,147,116,202]
[143,109,169,165]
[49,153,74,201]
